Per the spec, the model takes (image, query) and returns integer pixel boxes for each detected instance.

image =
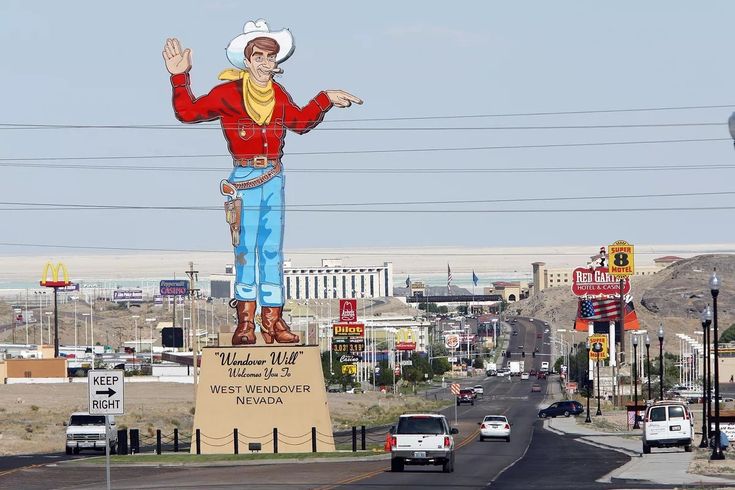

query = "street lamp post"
[710,270,725,460]
[699,305,712,447]
[131,315,139,356]
[596,351,602,416]
[45,311,52,346]
[585,338,592,423]
[632,334,640,429]
[700,306,712,448]
[146,318,156,366]
[73,296,78,355]
[83,313,90,346]
[658,324,664,400]
[645,335,651,401]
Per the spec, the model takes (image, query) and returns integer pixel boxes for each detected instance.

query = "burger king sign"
[445,333,460,350]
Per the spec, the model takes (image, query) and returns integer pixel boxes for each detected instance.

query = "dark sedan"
[538,401,584,418]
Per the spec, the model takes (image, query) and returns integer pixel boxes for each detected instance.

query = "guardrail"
[117,425,387,455]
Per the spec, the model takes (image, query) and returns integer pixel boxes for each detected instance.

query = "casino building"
[531,256,681,295]
[210,259,394,300]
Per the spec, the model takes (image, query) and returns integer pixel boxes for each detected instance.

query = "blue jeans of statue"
[228,166,284,307]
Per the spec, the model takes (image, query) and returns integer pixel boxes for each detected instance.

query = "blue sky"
[2,1,735,255]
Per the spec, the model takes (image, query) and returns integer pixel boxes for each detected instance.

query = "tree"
[553,356,563,373]
[375,360,395,386]
[432,357,451,375]
[321,352,353,387]
[720,323,735,343]
[472,357,484,369]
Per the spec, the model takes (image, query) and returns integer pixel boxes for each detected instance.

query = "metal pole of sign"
[455,395,458,427]
[105,415,111,490]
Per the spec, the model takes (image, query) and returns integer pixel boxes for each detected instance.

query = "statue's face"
[248,48,277,85]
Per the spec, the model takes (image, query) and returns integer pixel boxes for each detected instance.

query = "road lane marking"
[0,463,42,479]
[319,414,488,489]
[486,418,535,487]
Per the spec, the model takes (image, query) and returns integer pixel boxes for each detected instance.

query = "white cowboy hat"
[226,19,294,70]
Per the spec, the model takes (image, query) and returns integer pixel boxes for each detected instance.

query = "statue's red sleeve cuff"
[171,73,190,88]
[314,92,333,112]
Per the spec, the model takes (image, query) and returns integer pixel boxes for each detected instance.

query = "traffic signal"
[532,351,536,358]
[506,350,511,357]
[522,351,525,357]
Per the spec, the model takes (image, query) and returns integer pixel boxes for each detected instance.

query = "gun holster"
[224,198,242,247]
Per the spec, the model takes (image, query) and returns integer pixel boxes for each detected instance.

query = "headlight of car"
[99,434,106,440]
[67,434,73,440]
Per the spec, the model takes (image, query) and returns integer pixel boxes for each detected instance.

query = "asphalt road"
[0,316,642,489]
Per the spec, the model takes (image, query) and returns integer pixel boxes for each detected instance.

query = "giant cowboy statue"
[164,20,361,346]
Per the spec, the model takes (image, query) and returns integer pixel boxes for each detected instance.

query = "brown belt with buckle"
[229,156,282,190]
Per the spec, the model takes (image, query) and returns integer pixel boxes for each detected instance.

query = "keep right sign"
[608,240,635,278]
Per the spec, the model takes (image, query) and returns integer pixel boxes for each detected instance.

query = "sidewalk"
[545,405,735,486]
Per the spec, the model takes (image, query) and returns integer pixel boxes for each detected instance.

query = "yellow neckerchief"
[218,69,275,126]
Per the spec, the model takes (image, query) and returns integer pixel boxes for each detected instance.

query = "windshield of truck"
[70,415,106,426]
[397,417,445,435]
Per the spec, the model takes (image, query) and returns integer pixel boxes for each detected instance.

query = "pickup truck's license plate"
[413,451,427,458]
[670,425,681,431]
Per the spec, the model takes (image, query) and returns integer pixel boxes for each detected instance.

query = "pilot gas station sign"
[332,323,365,338]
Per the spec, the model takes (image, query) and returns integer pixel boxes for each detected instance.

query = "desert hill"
[512,254,735,352]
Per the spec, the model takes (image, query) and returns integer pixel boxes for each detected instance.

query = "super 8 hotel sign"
[608,240,635,279]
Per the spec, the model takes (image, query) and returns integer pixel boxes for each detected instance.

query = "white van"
[642,401,693,454]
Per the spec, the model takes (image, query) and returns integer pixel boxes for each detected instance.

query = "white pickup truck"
[65,412,118,455]
[389,413,457,472]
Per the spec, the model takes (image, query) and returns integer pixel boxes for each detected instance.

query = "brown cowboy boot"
[260,306,300,344]
[232,301,257,345]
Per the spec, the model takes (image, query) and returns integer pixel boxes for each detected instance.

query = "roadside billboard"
[332,323,365,338]
[112,289,143,303]
[160,280,189,297]
[339,299,357,322]
[571,267,630,297]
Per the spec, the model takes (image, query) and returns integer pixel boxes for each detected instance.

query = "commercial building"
[210,259,394,300]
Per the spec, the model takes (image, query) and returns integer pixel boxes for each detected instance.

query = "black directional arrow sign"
[95,388,116,397]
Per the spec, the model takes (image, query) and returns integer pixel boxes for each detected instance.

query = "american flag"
[579,298,620,320]
[447,264,453,293]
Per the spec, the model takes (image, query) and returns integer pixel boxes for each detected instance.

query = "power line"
[1,102,734,127]
[0,136,728,163]
[0,190,733,211]
[0,121,725,131]
[1,161,735,174]
[1,241,734,256]
[1,206,735,214]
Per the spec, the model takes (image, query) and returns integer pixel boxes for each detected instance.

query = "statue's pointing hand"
[326,90,363,108]
[163,38,192,75]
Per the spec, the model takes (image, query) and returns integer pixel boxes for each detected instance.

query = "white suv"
[642,401,694,454]
[389,414,457,472]
[65,412,118,455]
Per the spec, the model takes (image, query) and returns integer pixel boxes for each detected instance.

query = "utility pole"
[185,262,200,392]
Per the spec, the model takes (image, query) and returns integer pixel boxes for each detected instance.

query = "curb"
[609,476,731,487]
[576,436,640,458]
[57,453,391,469]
